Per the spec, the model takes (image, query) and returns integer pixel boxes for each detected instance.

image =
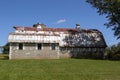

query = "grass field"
[0,59,120,80]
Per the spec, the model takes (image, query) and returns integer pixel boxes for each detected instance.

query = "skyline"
[0,0,120,46]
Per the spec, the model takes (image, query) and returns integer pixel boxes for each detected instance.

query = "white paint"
[37,25,42,29]
[37,31,44,34]
[23,43,25,50]
[9,43,12,60]
[17,43,19,50]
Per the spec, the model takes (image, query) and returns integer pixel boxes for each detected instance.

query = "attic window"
[19,30,24,32]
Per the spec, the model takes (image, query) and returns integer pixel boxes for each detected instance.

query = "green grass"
[0,59,120,80]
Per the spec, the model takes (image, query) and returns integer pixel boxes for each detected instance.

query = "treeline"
[105,43,120,60]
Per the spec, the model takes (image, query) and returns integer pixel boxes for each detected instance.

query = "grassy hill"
[0,59,120,80]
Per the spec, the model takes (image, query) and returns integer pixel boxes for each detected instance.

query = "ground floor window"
[37,43,42,50]
[19,43,23,50]
[51,43,56,50]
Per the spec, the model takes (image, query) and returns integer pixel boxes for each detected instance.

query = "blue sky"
[0,0,120,46]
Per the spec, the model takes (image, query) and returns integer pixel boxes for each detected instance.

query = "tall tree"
[86,0,120,39]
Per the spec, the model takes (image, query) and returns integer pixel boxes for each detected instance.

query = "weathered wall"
[59,47,105,59]
[9,43,105,59]
[9,43,59,59]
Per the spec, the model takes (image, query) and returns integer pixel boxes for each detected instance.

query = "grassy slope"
[0,59,120,80]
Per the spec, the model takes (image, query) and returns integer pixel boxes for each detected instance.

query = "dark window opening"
[51,44,56,50]
[38,44,42,50]
[19,43,23,50]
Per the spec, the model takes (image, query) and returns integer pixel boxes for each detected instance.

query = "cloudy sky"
[0,0,120,46]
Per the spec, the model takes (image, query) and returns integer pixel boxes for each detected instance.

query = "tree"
[3,43,9,54]
[86,0,120,39]
[105,43,120,60]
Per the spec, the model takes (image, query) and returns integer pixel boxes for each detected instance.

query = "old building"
[8,23,107,59]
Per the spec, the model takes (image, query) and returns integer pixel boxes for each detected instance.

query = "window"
[37,44,42,50]
[88,48,91,51]
[94,48,97,52]
[19,43,23,50]
[51,44,56,50]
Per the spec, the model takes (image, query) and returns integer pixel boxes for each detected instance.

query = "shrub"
[105,43,120,60]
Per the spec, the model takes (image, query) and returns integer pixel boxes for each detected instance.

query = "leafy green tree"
[86,0,120,39]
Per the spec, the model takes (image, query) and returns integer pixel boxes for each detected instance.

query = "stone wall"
[59,47,105,59]
[9,43,59,59]
[9,43,105,59]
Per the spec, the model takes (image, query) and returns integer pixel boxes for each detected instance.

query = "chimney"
[76,24,80,29]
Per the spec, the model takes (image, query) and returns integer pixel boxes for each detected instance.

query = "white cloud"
[56,19,66,24]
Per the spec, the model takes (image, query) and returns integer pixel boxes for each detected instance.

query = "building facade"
[8,23,107,59]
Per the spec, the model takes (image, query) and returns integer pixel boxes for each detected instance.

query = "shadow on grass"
[72,57,120,61]
[71,57,104,61]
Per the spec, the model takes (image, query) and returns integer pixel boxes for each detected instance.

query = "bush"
[105,43,120,60]
[3,43,9,54]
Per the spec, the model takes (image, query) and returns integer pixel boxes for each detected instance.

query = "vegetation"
[3,43,9,54]
[0,54,9,60]
[0,59,120,80]
[105,42,120,60]
[86,0,120,39]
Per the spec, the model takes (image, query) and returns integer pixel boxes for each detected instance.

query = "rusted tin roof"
[9,25,107,47]
[14,26,78,32]
[62,32,107,47]
[9,33,60,36]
